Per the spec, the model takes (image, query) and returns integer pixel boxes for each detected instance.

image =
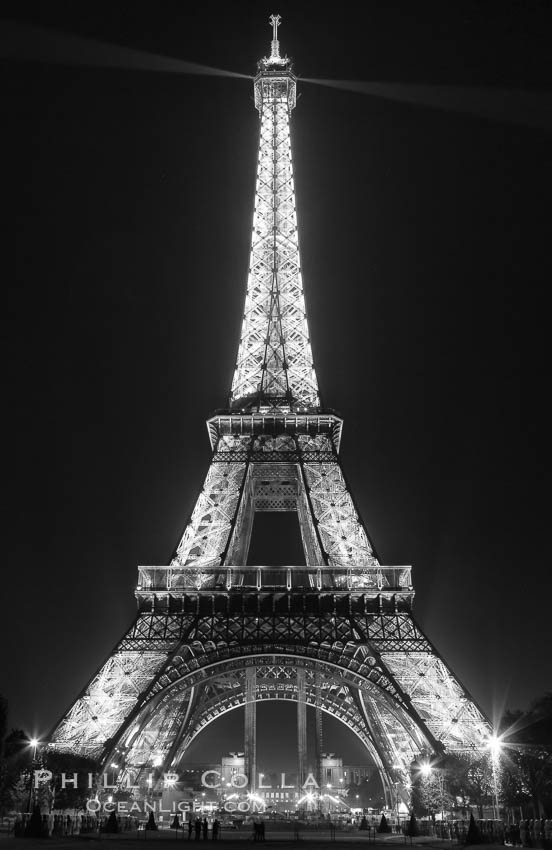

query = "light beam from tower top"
[231,16,319,414]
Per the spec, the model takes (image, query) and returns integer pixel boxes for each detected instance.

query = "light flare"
[487,733,503,758]
[1,20,251,80]
[301,77,552,131]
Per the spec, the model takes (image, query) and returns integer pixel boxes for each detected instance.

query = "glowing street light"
[487,734,503,819]
[419,761,448,822]
[487,733,503,758]
[26,738,40,813]
[247,791,265,808]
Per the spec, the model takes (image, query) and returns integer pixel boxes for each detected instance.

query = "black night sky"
[2,1,550,769]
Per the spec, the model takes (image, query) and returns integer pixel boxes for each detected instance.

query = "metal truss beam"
[48,22,493,812]
[231,48,318,412]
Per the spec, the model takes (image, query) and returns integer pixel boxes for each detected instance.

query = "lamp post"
[487,735,502,821]
[26,738,39,813]
[419,761,432,814]
[419,762,437,827]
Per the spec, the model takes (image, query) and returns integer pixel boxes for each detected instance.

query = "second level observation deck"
[207,409,343,452]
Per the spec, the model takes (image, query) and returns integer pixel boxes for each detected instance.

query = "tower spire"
[231,15,319,412]
[269,13,281,62]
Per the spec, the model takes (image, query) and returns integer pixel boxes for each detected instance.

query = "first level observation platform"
[136,565,415,613]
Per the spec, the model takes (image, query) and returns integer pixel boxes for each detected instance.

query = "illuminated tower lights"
[49,16,494,811]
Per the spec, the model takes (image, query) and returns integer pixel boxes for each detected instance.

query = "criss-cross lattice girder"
[231,50,319,411]
[48,21,493,811]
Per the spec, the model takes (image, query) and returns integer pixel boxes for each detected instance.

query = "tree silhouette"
[105,811,119,833]
[24,805,44,837]
[466,812,482,844]
[405,812,418,844]
[500,693,552,818]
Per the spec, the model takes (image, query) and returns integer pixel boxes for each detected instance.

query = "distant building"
[177,753,376,813]
[320,754,376,788]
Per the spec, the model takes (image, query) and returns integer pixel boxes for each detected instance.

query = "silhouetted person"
[194,818,202,839]
[202,818,208,840]
[212,819,219,840]
[188,818,193,839]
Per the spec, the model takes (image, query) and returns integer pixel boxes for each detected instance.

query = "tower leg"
[315,672,323,786]
[297,669,307,788]
[244,667,257,793]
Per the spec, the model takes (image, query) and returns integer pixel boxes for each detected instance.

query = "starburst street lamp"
[417,760,447,823]
[487,734,503,820]
[26,738,40,813]
[487,734,502,758]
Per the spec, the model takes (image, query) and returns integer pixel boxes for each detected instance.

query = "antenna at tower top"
[268,13,282,62]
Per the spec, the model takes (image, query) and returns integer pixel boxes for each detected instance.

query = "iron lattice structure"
[49,19,492,805]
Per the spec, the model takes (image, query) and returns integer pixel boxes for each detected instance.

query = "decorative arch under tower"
[48,16,493,808]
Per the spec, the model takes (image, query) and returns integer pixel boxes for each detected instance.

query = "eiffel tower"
[49,16,492,806]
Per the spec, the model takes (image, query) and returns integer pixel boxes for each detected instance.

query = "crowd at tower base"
[4,809,552,846]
